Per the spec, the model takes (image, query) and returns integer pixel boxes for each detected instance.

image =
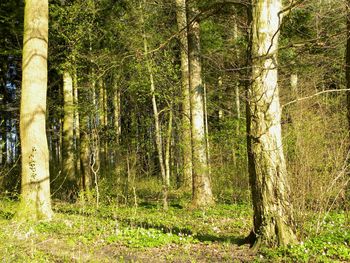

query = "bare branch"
[282,89,350,109]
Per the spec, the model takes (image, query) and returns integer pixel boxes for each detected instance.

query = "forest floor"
[0,197,349,262]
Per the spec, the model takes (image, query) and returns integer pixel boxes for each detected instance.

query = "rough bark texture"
[19,0,53,220]
[62,71,77,199]
[188,4,214,207]
[247,0,297,247]
[175,0,192,191]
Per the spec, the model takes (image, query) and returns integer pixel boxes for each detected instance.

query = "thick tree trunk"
[187,4,214,207]
[19,0,53,220]
[62,70,77,200]
[247,0,297,247]
[175,0,192,191]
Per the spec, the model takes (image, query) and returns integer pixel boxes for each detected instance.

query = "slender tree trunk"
[235,85,241,120]
[203,83,211,177]
[247,0,297,247]
[113,75,121,145]
[141,1,168,209]
[103,82,108,167]
[19,0,53,220]
[62,70,77,200]
[98,80,105,167]
[187,4,214,207]
[218,77,223,120]
[1,116,6,165]
[165,110,173,189]
[113,74,122,175]
[73,69,81,187]
[79,102,92,191]
[175,0,192,191]
[91,72,100,177]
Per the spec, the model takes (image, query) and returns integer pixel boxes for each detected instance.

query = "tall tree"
[246,0,297,247]
[175,0,192,190]
[187,3,214,207]
[62,70,76,199]
[19,0,53,220]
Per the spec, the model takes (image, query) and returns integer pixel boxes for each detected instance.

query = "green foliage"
[281,8,313,40]
[201,20,225,52]
[261,212,350,262]
[106,227,196,248]
[0,197,349,261]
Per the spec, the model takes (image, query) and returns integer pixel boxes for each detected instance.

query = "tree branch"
[282,89,350,109]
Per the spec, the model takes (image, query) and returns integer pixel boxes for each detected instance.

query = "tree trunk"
[113,74,122,174]
[187,4,214,207]
[62,70,77,200]
[175,0,192,191]
[113,75,121,145]
[98,80,105,167]
[247,0,297,247]
[203,83,211,177]
[79,105,92,191]
[0,115,6,165]
[19,0,53,220]
[165,110,173,189]
[72,69,82,189]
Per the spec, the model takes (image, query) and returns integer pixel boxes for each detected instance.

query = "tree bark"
[247,0,297,247]
[73,68,81,187]
[175,0,192,191]
[19,0,53,220]
[62,70,77,200]
[187,4,214,207]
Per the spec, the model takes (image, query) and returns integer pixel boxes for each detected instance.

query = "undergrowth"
[0,197,348,262]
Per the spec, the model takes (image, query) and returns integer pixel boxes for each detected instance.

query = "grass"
[0,197,348,262]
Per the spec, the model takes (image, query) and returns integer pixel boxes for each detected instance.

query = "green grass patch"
[0,198,348,262]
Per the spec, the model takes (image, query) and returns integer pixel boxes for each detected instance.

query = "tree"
[62,69,76,200]
[19,0,53,220]
[188,3,214,207]
[175,0,192,191]
[246,0,297,247]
